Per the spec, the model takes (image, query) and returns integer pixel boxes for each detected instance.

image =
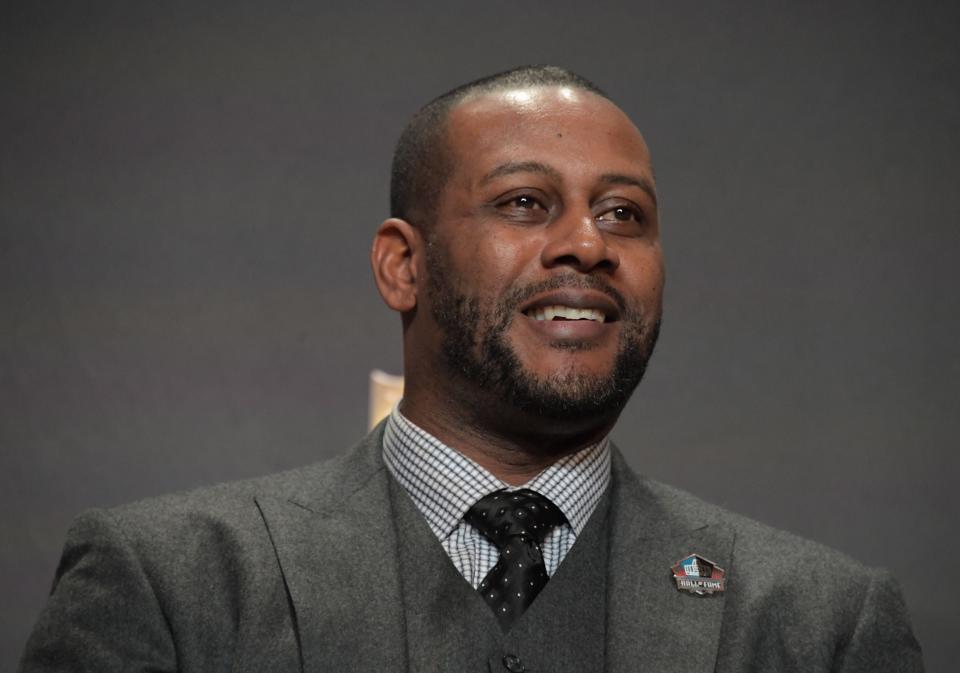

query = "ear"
[371,217,422,312]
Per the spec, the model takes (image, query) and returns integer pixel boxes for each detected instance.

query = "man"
[20,66,923,672]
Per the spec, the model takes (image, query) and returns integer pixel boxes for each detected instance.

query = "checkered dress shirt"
[383,405,611,588]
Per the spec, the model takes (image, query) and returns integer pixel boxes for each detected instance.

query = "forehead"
[444,86,653,182]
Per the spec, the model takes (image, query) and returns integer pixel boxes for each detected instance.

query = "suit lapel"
[255,426,408,672]
[251,432,735,672]
[606,448,734,673]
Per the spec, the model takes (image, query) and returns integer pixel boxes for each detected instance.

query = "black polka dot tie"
[465,488,567,631]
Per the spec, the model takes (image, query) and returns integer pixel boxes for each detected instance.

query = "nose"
[540,211,620,273]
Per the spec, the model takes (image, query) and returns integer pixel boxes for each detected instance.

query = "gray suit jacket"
[20,425,924,672]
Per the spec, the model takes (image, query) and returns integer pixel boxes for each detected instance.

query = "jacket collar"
[255,427,732,673]
[606,445,733,673]
[255,423,409,671]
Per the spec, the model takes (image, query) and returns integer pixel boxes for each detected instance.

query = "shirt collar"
[382,404,611,541]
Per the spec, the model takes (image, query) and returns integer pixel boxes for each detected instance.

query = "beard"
[426,246,661,422]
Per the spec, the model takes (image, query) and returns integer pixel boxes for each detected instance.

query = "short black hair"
[389,65,610,227]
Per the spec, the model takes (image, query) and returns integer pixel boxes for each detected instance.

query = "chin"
[497,366,637,423]
[530,351,618,376]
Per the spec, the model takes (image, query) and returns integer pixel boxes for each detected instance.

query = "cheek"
[448,233,540,294]
[622,251,666,309]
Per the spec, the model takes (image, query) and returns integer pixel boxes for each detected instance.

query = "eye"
[495,192,550,223]
[598,206,641,222]
[597,204,647,236]
[506,195,543,210]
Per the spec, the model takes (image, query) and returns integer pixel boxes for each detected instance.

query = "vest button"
[502,654,525,672]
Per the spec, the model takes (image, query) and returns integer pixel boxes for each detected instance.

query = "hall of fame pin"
[671,553,726,595]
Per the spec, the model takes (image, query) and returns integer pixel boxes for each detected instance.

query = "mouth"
[519,290,621,324]
[525,305,606,323]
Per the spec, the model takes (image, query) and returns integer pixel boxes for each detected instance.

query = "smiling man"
[20,66,923,672]
[374,72,663,485]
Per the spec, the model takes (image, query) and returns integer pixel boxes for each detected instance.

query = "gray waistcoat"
[389,478,612,673]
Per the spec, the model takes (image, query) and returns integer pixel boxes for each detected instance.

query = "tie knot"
[465,488,567,547]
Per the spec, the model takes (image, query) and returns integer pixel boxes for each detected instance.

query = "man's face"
[421,86,664,422]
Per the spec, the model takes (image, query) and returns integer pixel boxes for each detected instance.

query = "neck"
[399,390,616,486]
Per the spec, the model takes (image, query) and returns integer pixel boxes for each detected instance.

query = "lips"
[527,305,605,322]
[520,290,621,323]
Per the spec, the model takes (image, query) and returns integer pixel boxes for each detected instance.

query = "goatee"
[427,249,660,421]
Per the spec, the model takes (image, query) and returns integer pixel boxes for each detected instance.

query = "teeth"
[527,305,605,322]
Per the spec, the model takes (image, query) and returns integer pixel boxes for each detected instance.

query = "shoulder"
[620,472,923,670]
[640,475,879,594]
[118,424,382,515]
[611,448,875,587]
[68,426,386,566]
[21,431,390,670]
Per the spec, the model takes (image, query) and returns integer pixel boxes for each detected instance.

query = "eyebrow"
[479,161,658,207]
[599,173,658,207]
[480,161,563,185]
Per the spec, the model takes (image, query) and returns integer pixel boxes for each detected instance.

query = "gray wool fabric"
[19,423,924,672]
[391,474,610,672]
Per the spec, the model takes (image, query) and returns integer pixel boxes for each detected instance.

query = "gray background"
[2,1,957,670]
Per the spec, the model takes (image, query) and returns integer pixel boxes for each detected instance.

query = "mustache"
[498,272,628,317]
